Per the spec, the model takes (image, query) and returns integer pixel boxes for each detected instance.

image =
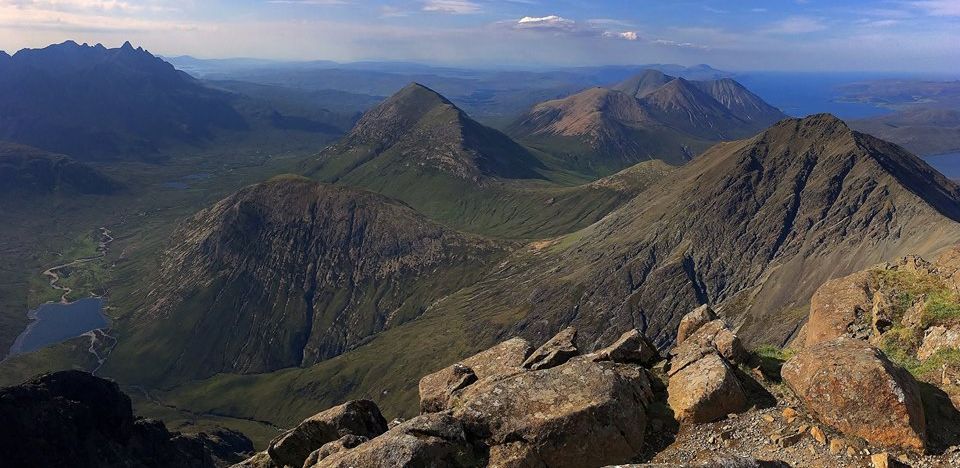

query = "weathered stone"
[782,337,927,452]
[871,291,896,338]
[810,426,826,445]
[775,431,802,448]
[590,329,660,366]
[419,363,477,413]
[313,413,485,468]
[303,434,368,466]
[418,338,532,414]
[805,271,873,347]
[522,327,578,370]
[267,400,387,468]
[670,320,746,372]
[667,352,748,424]
[677,305,718,345]
[918,325,960,360]
[453,357,653,468]
[829,438,845,455]
[870,452,894,468]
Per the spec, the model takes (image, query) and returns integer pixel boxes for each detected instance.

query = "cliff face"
[0,371,252,468]
[110,177,509,383]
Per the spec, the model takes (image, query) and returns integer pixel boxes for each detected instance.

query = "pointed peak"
[120,41,135,51]
[386,82,455,108]
[795,113,851,132]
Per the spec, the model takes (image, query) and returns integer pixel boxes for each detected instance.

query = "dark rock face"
[267,399,387,468]
[0,41,246,160]
[0,141,121,195]
[116,178,509,383]
[0,370,252,468]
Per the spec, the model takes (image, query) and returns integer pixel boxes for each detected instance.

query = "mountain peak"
[121,41,134,50]
[612,69,674,98]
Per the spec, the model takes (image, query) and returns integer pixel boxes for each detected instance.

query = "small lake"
[8,297,109,356]
[924,152,960,181]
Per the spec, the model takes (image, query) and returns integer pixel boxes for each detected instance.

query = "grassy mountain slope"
[0,142,121,196]
[509,70,786,176]
[157,115,960,431]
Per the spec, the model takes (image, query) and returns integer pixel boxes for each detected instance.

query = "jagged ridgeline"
[136,114,960,427]
[508,69,786,175]
[304,83,671,238]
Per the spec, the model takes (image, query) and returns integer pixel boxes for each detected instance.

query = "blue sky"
[0,0,957,72]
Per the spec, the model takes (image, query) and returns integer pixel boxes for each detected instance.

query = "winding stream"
[6,228,118,365]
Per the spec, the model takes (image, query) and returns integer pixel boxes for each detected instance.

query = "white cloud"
[422,0,479,14]
[910,0,960,16]
[603,30,639,41]
[517,15,575,28]
[651,39,708,50]
[764,16,827,34]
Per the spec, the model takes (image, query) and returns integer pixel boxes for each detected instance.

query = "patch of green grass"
[922,291,960,328]
[878,326,924,373]
[749,344,797,381]
[914,348,960,382]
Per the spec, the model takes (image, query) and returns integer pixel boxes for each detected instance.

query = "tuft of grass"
[913,348,960,382]
[750,344,797,381]
[922,291,960,328]
[878,326,923,373]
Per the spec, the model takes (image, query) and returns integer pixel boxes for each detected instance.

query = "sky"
[0,0,958,72]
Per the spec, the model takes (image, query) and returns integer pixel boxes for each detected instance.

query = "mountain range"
[95,109,960,428]
[509,69,786,174]
[0,41,249,161]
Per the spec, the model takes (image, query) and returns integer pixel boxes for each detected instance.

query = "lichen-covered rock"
[676,305,717,345]
[670,319,746,369]
[590,329,660,366]
[303,435,368,466]
[313,413,485,468]
[667,352,748,424]
[419,364,477,413]
[918,326,960,360]
[453,357,653,467]
[521,327,578,370]
[805,271,873,347]
[418,337,531,413]
[267,400,387,468]
[782,337,927,452]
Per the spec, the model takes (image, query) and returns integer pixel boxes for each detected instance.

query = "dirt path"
[42,227,113,303]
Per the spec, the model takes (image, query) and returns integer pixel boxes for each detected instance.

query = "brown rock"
[781,408,797,421]
[918,325,960,360]
[453,357,653,468]
[677,305,717,345]
[871,292,896,338]
[871,452,894,468]
[762,414,775,423]
[805,271,873,347]
[775,431,802,448]
[667,352,748,424]
[417,337,531,413]
[418,363,477,414]
[590,329,660,366]
[304,434,368,466]
[267,400,387,468]
[782,337,927,452]
[671,320,746,368]
[829,438,845,455]
[810,426,826,445]
[522,327,578,370]
[314,413,485,468]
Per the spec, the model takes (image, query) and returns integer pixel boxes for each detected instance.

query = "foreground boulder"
[0,370,252,468]
[521,326,578,370]
[589,329,660,366]
[666,307,749,423]
[313,413,485,467]
[667,352,748,424]
[782,337,927,452]
[419,337,531,413]
[266,399,387,467]
[453,356,653,467]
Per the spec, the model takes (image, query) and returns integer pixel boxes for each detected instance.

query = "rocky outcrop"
[314,413,485,467]
[589,329,660,365]
[782,337,927,452]
[919,326,960,360]
[266,400,387,468]
[418,337,532,413]
[521,326,578,370]
[666,307,749,424]
[0,371,252,468]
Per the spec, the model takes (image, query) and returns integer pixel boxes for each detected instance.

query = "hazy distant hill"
[851,106,960,156]
[509,70,786,174]
[0,41,247,160]
[0,141,120,195]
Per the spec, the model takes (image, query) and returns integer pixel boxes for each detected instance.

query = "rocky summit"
[0,371,252,468]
